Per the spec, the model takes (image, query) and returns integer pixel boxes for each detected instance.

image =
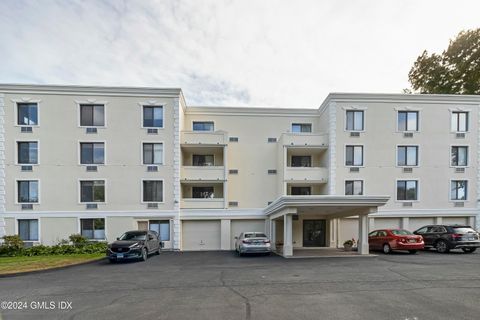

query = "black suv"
[107,230,161,262]
[413,225,480,253]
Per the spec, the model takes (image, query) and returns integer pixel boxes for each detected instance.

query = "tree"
[408,29,480,94]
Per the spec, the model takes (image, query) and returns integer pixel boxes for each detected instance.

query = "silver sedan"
[235,232,271,256]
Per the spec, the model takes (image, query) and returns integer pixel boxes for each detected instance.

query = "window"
[192,121,214,131]
[192,155,214,166]
[18,219,38,241]
[143,106,163,128]
[17,142,38,164]
[80,104,105,127]
[346,110,364,131]
[80,143,104,164]
[291,156,311,167]
[80,218,105,240]
[80,180,105,203]
[17,180,38,203]
[291,187,311,195]
[345,145,363,166]
[149,220,170,241]
[397,146,418,166]
[17,103,38,126]
[451,112,468,132]
[345,180,363,195]
[451,180,467,201]
[143,180,163,202]
[143,143,163,165]
[192,186,214,198]
[291,123,312,133]
[397,180,418,201]
[451,146,468,166]
[398,111,419,131]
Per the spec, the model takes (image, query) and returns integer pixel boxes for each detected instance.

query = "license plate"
[409,239,416,243]
[117,253,124,259]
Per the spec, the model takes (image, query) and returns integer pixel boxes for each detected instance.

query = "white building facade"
[0,85,478,257]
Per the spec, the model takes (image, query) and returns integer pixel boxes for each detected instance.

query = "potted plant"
[343,238,356,251]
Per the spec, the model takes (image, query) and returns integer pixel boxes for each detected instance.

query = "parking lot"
[0,250,479,320]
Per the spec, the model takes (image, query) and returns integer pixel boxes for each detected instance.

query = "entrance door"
[303,220,326,247]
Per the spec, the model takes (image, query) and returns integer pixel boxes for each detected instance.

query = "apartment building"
[0,84,478,257]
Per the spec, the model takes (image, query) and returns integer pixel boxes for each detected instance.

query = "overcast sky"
[0,0,479,108]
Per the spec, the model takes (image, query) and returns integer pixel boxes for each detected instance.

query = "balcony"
[280,133,328,147]
[181,131,228,145]
[181,198,225,209]
[181,166,225,181]
[285,167,328,183]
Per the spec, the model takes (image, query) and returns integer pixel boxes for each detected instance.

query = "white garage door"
[231,220,265,249]
[374,218,401,230]
[182,220,221,251]
[409,218,435,232]
[443,217,468,225]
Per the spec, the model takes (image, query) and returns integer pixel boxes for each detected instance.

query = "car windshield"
[119,232,147,241]
[391,229,413,235]
[452,227,476,233]
[244,233,267,238]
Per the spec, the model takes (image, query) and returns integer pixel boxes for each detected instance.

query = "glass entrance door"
[303,220,326,247]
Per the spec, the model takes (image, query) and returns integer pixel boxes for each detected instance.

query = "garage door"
[231,220,265,249]
[374,218,401,230]
[182,220,221,251]
[443,217,468,225]
[409,218,435,232]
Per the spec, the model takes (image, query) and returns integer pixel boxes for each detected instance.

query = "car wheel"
[156,246,161,255]
[436,240,449,253]
[383,243,391,254]
[462,248,476,253]
[142,248,148,261]
[408,250,418,254]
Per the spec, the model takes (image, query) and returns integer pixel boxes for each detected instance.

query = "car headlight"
[129,242,142,249]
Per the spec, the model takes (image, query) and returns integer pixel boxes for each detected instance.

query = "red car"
[369,229,424,254]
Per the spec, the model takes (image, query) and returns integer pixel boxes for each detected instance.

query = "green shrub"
[0,241,107,257]
[69,234,87,245]
[2,235,24,250]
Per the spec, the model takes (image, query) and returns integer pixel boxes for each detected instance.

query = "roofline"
[185,105,319,116]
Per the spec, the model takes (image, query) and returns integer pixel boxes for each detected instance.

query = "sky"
[0,0,479,108]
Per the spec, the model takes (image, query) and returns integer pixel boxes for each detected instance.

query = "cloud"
[0,0,479,108]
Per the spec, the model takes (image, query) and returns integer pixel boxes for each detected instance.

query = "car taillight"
[417,236,423,243]
[398,238,406,243]
[242,239,251,244]
[264,239,270,243]
[451,234,462,240]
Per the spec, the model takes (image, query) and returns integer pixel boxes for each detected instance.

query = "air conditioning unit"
[268,138,277,143]
[229,169,238,174]
[86,203,98,209]
[455,167,465,173]
[229,137,239,142]
[456,133,466,139]
[21,204,33,210]
[350,132,360,137]
[403,167,413,173]
[147,128,158,134]
[20,127,33,133]
[402,202,413,207]
[21,165,33,172]
[147,203,158,209]
[403,132,414,138]
[86,166,97,172]
[86,127,97,134]
[349,167,360,172]
[268,169,277,174]
[147,166,158,172]
[228,201,239,207]
[454,202,464,207]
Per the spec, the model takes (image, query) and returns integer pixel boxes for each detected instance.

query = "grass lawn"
[0,253,104,275]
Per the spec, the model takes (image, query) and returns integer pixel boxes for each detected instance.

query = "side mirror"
[116,237,120,240]
[234,236,238,240]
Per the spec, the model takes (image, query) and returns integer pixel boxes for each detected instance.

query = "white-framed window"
[346,110,364,131]
[192,121,214,132]
[80,142,105,164]
[451,146,468,167]
[149,220,170,241]
[143,106,164,128]
[17,102,38,126]
[345,145,363,166]
[18,219,39,241]
[17,141,38,164]
[80,104,105,127]
[17,180,39,203]
[80,218,105,240]
[291,123,312,133]
[451,180,467,201]
[397,180,418,201]
[345,180,363,195]
[398,111,419,131]
[143,180,163,202]
[80,180,105,203]
[397,146,418,166]
[142,143,163,165]
[451,111,468,132]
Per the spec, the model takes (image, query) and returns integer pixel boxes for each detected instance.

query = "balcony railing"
[181,166,225,181]
[181,131,228,145]
[181,198,225,209]
[280,133,328,147]
[284,167,328,183]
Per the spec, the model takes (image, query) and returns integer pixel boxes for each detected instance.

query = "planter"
[343,244,353,251]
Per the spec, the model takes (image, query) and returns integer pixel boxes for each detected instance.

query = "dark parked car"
[368,229,424,254]
[413,225,480,253]
[107,230,161,262]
